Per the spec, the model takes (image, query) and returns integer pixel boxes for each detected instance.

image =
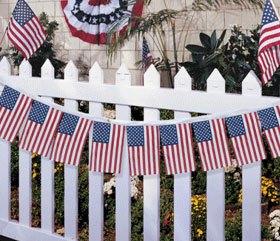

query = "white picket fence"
[0,56,278,241]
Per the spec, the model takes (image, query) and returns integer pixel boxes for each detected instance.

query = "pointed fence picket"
[0,57,277,241]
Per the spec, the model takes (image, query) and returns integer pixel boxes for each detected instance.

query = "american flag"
[258,0,280,85]
[7,0,46,59]
[225,112,266,166]
[0,86,32,142]
[19,101,63,158]
[90,122,125,174]
[192,118,231,171]
[160,123,195,175]
[51,113,92,166]
[142,37,152,68]
[258,106,280,158]
[127,125,160,176]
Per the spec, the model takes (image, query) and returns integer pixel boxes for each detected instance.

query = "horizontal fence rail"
[0,57,279,241]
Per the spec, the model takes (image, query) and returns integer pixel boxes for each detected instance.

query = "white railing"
[0,56,278,241]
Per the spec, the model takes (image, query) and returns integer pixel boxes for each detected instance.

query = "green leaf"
[199,33,212,50]
[210,30,217,49]
[217,29,227,48]
[186,44,206,54]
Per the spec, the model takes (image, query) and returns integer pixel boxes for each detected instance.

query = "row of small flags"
[1,85,280,176]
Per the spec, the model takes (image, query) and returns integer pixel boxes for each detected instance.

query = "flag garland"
[2,84,280,176]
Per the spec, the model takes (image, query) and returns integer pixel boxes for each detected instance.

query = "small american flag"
[7,0,46,59]
[51,113,92,166]
[0,86,32,142]
[142,37,152,68]
[225,113,266,165]
[258,106,280,158]
[192,118,231,171]
[90,122,125,174]
[258,0,280,85]
[19,101,63,158]
[160,123,195,175]
[127,125,160,176]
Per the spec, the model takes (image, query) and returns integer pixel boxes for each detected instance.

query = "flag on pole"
[160,123,195,175]
[90,122,125,174]
[225,112,266,165]
[142,36,152,69]
[192,118,231,171]
[0,86,32,142]
[19,101,63,157]
[258,0,280,85]
[51,113,92,166]
[258,106,280,158]
[127,125,160,176]
[7,0,46,59]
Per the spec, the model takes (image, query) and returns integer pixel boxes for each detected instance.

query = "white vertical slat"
[173,67,192,241]
[143,65,161,241]
[64,61,79,239]
[115,64,131,241]
[19,59,33,226]
[242,71,262,241]
[206,69,225,241]
[88,62,104,241]
[0,57,12,221]
[40,59,55,232]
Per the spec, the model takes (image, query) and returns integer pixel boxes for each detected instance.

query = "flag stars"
[225,115,246,138]
[93,122,111,143]
[258,107,279,130]
[127,126,145,146]
[192,121,212,143]
[58,113,79,135]
[0,86,20,110]
[28,101,49,124]
[160,124,178,146]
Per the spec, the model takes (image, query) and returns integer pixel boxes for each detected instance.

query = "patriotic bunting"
[160,123,195,175]
[90,122,125,174]
[127,125,160,176]
[51,113,92,166]
[0,86,32,142]
[19,101,63,158]
[225,113,266,165]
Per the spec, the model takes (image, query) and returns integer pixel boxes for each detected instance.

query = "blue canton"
[92,122,111,143]
[258,107,279,130]
[28,101,49,124]
[192,121,212,142]
[127,126,144,147]
[13,0,35,26]
[0,86,20,110]
[58,113,79,135]
[225,115,246,138]
[160,124,178,146]
[261,0,279,26]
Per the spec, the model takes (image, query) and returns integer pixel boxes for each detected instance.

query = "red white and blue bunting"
[1,84,280,176]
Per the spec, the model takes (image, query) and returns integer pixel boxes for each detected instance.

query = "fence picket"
[0,57,11,221]
[64,61,79,239]
[143,65,161,241]
[18,60,32,227]
[174,67,192,241]
[40,59,55,232]
[206,69,225,241]
[115,64,131,241]
[242,71,262,241]
[88,62,104,241]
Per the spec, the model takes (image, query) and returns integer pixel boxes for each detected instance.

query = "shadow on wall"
[0,236,17,241]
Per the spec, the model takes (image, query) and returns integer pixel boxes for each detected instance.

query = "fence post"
[64,61,79,239]
[143,65,161,241]
[18,59,33,227]
[88,62,104,241]
[173,67,192,241]
[0,57,11,221]
[40,59,55,233]
[115,63,131,241]
[206,69,225,241]
[242,71,262,241]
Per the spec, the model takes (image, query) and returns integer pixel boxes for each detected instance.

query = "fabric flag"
[51,113,92,166]
[258,106,280,158]
[19,101,63,158]
[127,125,160,176]
[7,0,46,59]
[142,36,152,69]
[160,123,195,175]
[225,112,266,166]
[258,0,280,85]
[61,0,144,44]
[0,86,32,142]
[192,118,231,171]
[90,122,125,174]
